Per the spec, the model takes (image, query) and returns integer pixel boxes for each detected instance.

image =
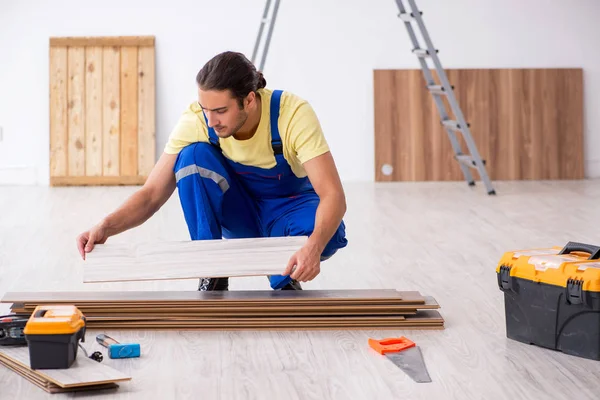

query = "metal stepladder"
[394,0,495,195]
[251,0,496,195]
[251,0,281,72]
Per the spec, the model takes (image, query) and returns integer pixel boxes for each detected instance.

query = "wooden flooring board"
[12,297,437,311]
[86,325,445,331]
[3,290,440,331]
[84,315,412,321]
[16,300,424,308]
[83,236,309,283]
[83,310,444,329]
[11,308,419,317]
[83,316,408,323]
[0,346,131,388]
[0,357,119,393]
[2,289,424,304]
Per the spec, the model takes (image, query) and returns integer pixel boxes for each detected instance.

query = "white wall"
[1,0,599,185]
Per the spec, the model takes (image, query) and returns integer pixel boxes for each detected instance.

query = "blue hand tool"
[96,334,140,359]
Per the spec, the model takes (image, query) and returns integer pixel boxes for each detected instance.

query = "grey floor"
[1,180,599,399]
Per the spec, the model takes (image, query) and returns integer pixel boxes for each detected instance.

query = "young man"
[76,51,348,291]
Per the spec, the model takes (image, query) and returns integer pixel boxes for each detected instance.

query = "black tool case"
[496,241,600,360]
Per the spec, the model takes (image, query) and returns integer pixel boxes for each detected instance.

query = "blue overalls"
[173,90,348,289]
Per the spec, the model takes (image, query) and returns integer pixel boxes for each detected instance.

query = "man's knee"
[175,142,222,172]
[321,224,348,259]
[288,218,348,260]
[174,143,231,194]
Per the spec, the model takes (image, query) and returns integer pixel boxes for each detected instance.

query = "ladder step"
[413,48,437,58]
[456,155,486,168]
[442,120,470,132]
[427,85,446,95]
[398,11,422,22]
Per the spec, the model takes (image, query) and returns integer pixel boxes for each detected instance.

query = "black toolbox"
[496,241,600,360]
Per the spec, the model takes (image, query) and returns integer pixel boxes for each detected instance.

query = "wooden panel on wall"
[49,36,156,186]
[138,46,156,177]
[49,47,68,177]
[120,46,139,177]
[85,46,103,176]
[374,68,584,182]
[67,47,85,177]
[102,46,121,177]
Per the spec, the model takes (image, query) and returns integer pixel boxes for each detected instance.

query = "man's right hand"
[76,222,110,260]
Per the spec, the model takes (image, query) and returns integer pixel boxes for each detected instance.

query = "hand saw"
[369,336,432,383]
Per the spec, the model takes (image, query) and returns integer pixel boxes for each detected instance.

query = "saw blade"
[385,346,432,383]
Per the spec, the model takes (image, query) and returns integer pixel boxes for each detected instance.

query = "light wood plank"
[0,347,131,388]
[49,47,68,178]
[102,46,120,176]
[51,36,154,47]
[120,46,138,176]
[137,46,156,176]
[84,47,103,176]
[0,357,119,393]
[67,46,86,176]
[83,236,308,283]
[50,175,145,186]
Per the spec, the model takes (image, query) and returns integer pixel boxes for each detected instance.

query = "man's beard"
[220,110,248,138]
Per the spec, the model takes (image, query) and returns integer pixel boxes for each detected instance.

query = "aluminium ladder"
[251,0,281,72]
[251,0,496,194]
[394,0,495,194]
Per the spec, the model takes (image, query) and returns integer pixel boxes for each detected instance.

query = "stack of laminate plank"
[0,346,130,393]
[1,289,444,330]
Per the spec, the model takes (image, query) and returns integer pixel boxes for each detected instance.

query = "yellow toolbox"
[23,305,86,369]
[496,241,600,360]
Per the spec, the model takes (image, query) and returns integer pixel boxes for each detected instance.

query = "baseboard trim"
[0,165,37,185]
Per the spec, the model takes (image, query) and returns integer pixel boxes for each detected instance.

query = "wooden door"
[49,36,156,186]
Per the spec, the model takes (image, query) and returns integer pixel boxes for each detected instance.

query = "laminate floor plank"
[2,289,422,303]
[0,346,131,388]
[83,236,308,283]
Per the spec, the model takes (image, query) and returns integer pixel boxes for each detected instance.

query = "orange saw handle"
[368,336,415,354]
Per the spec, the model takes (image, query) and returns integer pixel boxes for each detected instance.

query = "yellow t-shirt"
[164,88,330,178]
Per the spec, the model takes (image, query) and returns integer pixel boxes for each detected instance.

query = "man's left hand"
[283,241,323,282]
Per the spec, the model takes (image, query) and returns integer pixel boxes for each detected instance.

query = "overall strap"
[202,112,221,150]
[270,90,283,155]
